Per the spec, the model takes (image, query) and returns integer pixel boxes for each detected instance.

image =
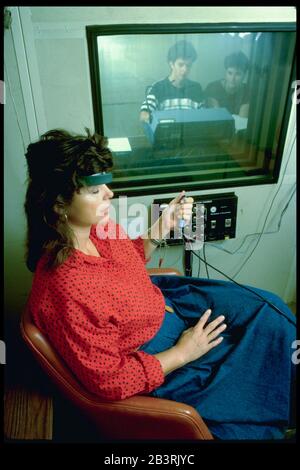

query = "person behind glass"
[24,129,295,440]
[139,40,204,123]
[205,51,250,118]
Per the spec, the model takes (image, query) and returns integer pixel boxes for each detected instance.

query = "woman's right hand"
[174,309,226,365]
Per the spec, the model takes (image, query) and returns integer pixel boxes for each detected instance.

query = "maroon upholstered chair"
[20,267,213,440]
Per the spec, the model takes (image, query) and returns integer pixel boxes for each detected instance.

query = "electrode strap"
[78,172,113,186]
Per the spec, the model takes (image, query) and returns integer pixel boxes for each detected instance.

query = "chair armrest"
[82,394,213,440]
[147,267,182,276]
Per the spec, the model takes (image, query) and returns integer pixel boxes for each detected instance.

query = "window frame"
[86,22,296,197]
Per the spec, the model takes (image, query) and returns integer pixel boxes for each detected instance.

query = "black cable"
[203,243,209,279]
[184,236,295,325]
[182,179,295,266]
[276,185,296,228]
[210,184,296,256]
[207,134,296,260]
[197,254,201,278]
[184,249,193,277]
[232,135,296,278]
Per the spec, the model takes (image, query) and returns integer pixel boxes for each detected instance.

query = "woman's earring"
[64,213,68,221]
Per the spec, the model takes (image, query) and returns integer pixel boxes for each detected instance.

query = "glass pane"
[94,29,295,195]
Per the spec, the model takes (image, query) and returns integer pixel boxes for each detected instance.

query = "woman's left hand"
[161,190,194,233]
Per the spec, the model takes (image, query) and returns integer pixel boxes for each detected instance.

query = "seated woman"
[204,51,250,118]
[24,128,296,440]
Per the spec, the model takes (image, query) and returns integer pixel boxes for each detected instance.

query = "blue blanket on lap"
[141,275,296,440]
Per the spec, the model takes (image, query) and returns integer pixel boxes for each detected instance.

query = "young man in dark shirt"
[205,51,250,117]
[140,40,204,123]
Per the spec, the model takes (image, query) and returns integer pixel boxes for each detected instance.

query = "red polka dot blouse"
[29,220,165,400]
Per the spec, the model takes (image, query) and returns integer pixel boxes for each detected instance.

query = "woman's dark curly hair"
[24,128,113,272]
